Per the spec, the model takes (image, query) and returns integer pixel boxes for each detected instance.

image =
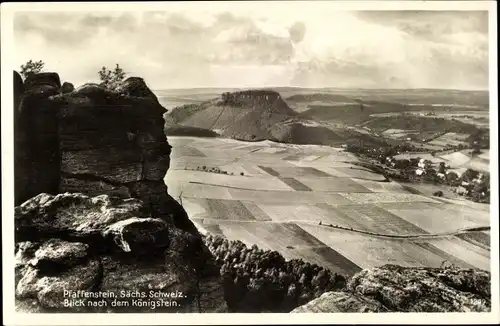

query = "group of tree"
[203,234,347,312]
[221,92,244,106]
[459,169,490,203]
[195,166,230,175]
[466,129,490,150]
[365,115,485,139]
[346,142,425,162]
[20,60,127,90]
[97,64,126,90]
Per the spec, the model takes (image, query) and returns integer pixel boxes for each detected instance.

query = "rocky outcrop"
[291,291,388,313]
[24,72,61,90]
[14,71,27,204]
[14,72,227,312]
[15,193,226,312]
[15,72,63,205]
[14,72,196,234]
[292,264,491,313]
[116,77,160,103]
[14,71,24,112]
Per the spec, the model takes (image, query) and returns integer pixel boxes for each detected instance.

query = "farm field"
[377,201,490,233]
[429,132,471,148]
[398,181,460,199]
[464,156,490,172]
[298,224,486,270]
[165,136,490,276]
[436,150,490,173]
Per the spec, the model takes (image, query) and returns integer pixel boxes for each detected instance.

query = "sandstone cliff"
[292,264,491,313]
[13,72,227,312]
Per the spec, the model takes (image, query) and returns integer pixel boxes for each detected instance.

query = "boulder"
[74,83,108,97]
[15,193,167,252]
[15,238,99,311]
[116,77,160,103]
[17,259,102,311]
[29,239,90,268]
[291,292,388,313]
[348,264,490,312]
[292,264,491,313]
[97,254,196,312]
[61,82,74,93]
[24,72,61,90]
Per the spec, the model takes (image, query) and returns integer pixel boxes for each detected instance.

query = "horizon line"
[152,86,490,92]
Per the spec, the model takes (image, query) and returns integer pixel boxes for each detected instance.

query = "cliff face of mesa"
[291,264,491,313]
[219,90,296,115]
[13,72,227,312]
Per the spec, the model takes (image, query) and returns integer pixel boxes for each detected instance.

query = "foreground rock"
[15,193,169,252]
[13,71,226,312]
[15,193,226,312]
[291,291,388,313]
[292,264,491,313]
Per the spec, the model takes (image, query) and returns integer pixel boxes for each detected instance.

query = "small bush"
[20,60,45,80]
[433,191,444,197]
[98,64,126,90]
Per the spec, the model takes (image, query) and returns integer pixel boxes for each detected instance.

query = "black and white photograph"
[1,1,498,325]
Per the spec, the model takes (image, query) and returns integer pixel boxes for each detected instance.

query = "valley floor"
[165,136,490,276]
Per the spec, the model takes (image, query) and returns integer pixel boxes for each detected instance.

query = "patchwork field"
[165,136,491,276]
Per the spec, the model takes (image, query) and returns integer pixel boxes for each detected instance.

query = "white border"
[2,1,498,325]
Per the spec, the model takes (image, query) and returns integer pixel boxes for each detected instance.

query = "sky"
[13,4,490,90]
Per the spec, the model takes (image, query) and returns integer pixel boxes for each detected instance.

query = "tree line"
[203,234,347,312]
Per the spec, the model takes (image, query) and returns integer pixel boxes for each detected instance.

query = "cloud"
[13,8,489,90]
